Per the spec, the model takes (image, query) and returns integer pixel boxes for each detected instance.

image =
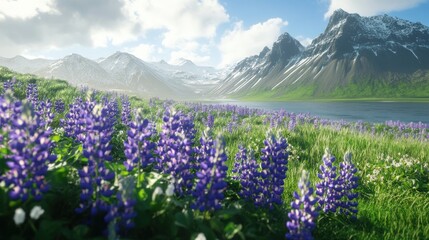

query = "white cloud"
[325,0,428,18]
[218,18,288,67]
[121,0,229,48]
[0,0,57,20]
[0,0,229,60]
[296,36,313,47]
[126,43,157,61]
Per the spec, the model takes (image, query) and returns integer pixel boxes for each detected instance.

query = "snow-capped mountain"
[150,58,228,95]
[0,55,55,74]
[212,9,429,98]
[0,53,228,99]
[210,32,304,96]
[98,52,187,98]
[35,54,114,88]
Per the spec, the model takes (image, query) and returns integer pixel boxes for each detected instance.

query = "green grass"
[237,72,429,101]
[1,67,428,239]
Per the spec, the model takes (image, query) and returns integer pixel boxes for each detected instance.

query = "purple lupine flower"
[121,96,131,126]
[3,79,15,92]
[232,146,262,203]
[338,152,358,218]
[26,83,39,106]
[316,149,342,213]
[206,114,214,129]
[0,97,56,202]
[104,176,137,236]
[288,114,296,131]
[232,145,247,180]
[35,100,54,127]
[259,134,288,209]
[156,108,195,196]
[55,99,65,113]
[192,135,228,212]
[62,98,93,141]
[75,101,116,217]
[116,176,137,230]
[286,170,318,240]
[124,118,156,171]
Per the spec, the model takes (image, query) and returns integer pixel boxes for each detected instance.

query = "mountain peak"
[11,55,27,60]
[268,32,303,63]
[276,32,292,41]
[259,46,270,58]
[64,53,86,60]
[331,8,350,20]
[112,51,133,58]
[174,58,196,67]
[326,9,354,30]
[159,60,168,65]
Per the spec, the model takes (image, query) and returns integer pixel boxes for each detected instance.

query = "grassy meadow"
[0,67,428,239]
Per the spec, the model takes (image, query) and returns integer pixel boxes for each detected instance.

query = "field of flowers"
[0,67,429,239]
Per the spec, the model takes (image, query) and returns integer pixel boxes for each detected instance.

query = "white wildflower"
[195,233,206,240]
[30,206,45,220]
[152,186,164,201]
[13,208,25,225]
[165,183,175,197]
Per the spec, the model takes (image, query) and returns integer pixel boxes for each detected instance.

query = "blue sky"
[0,0,428,67]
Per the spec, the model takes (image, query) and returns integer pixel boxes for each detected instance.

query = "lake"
[211,101,429,124]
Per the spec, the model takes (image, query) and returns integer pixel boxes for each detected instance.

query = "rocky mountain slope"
[150,58,228,95]
[0,56,54,74]
[0,53,227,99]
[35,54,115,89]
[211,9,429,99]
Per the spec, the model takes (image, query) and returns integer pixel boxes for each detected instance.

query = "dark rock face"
[212,9,429,98]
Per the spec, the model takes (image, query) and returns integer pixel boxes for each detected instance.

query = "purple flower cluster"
[156,108,195,195]
[286,170,318,240]
[259,135,288,209]
[288,114,296,131]
[121,96,131,126]
[0,96,56,202]
[26,83,38,106]
[104,176,137,233]
[232,146,261,202]
[338,152,358,218]
[73,100,117,216]
[55,99,65,113]
[62,98,96,142]
[124,118,156,171]
[205,114,215,129]
[3,79,14,92]
[316,149,343,213]
[192,136,228,212]
[35,100,54,127]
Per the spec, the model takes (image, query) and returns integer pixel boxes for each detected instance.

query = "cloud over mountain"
[218,18,288,67]
[325,0,428,18]
[0,0,229,61]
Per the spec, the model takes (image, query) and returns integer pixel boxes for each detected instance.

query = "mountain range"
[2,9,429,100]
[212,9,429,99]
[0,52,226,99]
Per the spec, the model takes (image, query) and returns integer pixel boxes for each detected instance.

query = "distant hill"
[0,53,228,99]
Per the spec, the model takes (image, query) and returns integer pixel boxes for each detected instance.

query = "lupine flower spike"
[259,134,288,209]
[192,135,228,212]
[316,148,342,213]
[286,170,318,240]
[338,152,359,218]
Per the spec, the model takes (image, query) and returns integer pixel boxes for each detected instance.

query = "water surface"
[211,101,429,124]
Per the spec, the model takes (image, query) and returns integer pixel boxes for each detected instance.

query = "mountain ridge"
[1,9,429,100]
[211,9,429,99]
[0,52,228,99]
